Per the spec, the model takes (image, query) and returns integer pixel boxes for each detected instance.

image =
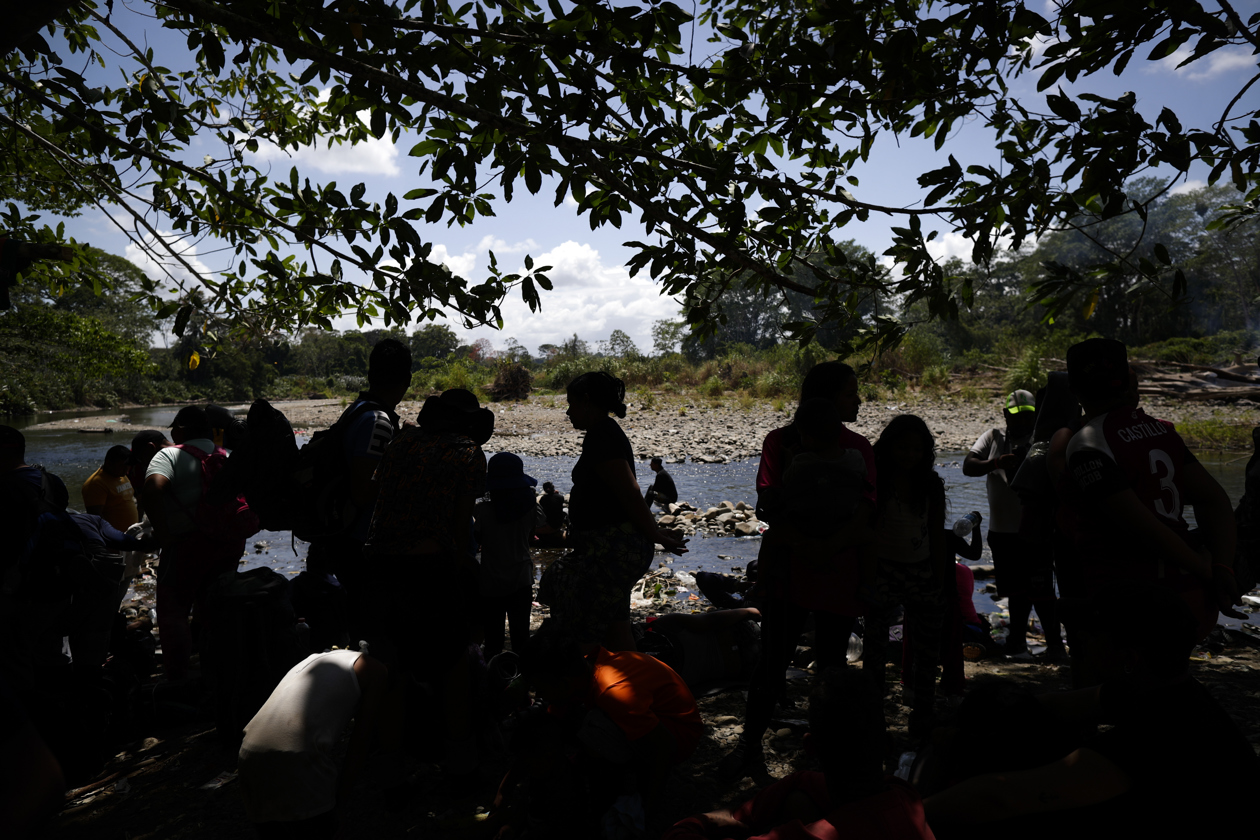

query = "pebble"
[713,715,739,725]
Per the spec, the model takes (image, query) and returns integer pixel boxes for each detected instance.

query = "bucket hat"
[417,388,495,446]
[485,452,537,491]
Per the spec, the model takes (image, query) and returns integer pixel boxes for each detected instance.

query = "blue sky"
[43,1,1260,354]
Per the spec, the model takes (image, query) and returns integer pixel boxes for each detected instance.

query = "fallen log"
[1131,359,1260,384]
[1138,386,1260,401]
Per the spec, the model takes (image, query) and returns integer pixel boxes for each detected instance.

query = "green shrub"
[921,364,950,392]
[1175,416,1253,451]
[1004,349,1047,393]
[897,330,947,373]
[703,375,725,397]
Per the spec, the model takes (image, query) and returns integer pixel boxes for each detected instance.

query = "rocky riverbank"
[25,391,1257,456]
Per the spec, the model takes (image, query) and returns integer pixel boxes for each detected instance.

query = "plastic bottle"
[895,751,917,780]
[952,511,982,537]
[846,632,864,663]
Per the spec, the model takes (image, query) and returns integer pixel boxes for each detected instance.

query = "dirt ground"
[44,617,1260,840]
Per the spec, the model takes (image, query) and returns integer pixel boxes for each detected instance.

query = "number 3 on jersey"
[1149,449,1181,520]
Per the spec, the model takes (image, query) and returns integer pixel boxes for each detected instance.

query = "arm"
[594,459,687,555]
[963,450,1020,477]
[348,456,379,510]
[337,656,389,805]
[1047,427,1073,486]
[929,490,948,588]
[142,474,174,546]
[924,747,1132,826]
[1179,457,1243,616]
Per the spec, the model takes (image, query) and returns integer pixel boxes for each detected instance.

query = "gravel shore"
[27,391,1257,457]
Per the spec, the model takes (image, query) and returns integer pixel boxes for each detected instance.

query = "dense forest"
[1,182,1255,415]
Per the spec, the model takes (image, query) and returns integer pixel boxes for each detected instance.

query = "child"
[862,414,948,736]
[902,513,987,707]
[474,452,538,658]
[664,668,934,839]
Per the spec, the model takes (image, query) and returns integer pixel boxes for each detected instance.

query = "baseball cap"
[1004,390,1035,415]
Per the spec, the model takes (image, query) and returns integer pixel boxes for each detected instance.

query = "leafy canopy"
[2,0,1257,353]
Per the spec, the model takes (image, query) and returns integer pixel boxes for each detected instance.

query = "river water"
[7,404,1258,631]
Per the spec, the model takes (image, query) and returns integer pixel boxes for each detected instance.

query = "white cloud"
[457,240,681,354]
[1170,179,1206,196]
[1148,46,1256,81]
[430,243,477,277]
[924,231,980,264]
[252,133,400,176]
[475,234,538,255]
[248,88,401,176]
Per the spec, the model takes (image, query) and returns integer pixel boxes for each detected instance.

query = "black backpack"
[201,566,307,747]
[243,396,393,542]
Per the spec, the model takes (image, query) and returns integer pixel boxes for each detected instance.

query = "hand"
[1213,566,1247,621]
[995,453,1019,472]
[654,526,688,555]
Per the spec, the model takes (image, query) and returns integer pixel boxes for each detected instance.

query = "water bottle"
[895,751,917,780]
[952,511,981,537]
[846,632,864,663]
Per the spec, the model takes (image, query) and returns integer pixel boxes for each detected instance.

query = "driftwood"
[1131,358,1260,384]
[1138,386,1260,401]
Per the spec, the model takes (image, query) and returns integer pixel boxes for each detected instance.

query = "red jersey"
[1065,407,1201,591]
[757,425,876,615]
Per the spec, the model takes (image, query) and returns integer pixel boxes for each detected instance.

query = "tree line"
[3,179,1254,414]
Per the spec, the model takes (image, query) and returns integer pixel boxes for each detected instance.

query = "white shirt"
[145,438,215,537]
[970,427,1028,534]
[238,651,362,822]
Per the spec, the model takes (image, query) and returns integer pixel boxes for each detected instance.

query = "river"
[6,403,1258,633]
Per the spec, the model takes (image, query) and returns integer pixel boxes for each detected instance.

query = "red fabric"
[1065,409,1217,638]
[757,426,875,615]
[954,563,979,625]
[156,537,243,679]
[587,647,703,759]
[662,773,934,840]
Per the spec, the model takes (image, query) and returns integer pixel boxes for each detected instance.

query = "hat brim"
[485,474,538,491]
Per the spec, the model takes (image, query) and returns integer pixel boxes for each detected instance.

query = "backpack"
[242,396,391,543]
[201,566,307,747]
[173,443,261,544]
